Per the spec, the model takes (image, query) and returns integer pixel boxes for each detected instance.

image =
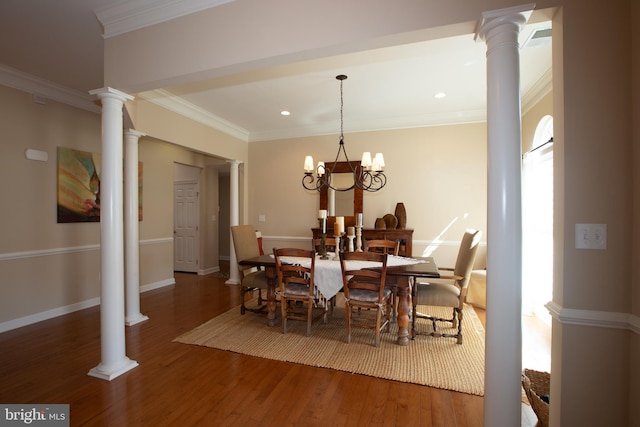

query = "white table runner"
[276,254,426,300]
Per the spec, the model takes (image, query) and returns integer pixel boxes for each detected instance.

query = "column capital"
[89,87,134,103]
[226,159,243,166]
[125,129,146,138]
[475,3,534,42]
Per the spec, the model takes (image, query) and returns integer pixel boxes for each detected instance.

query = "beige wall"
[550,2,634,426]
[0,85,223,328]
[248,124,488,267]
[0,85,103,326]
[127,99,247,161]
[139,138,223,277]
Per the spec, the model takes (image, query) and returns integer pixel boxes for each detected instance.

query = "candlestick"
[347,234,355,252]
[318,219,329,259]
[334,234,341,257]
[355,225,363,252]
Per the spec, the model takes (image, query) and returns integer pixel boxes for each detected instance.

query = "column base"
[88,357,138,381]
[225,278,241,285]
[125,313,149,326]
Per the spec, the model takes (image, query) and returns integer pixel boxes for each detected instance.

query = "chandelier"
[302,75,387,192]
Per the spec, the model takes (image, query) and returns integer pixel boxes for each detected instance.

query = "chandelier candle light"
[302,75,387,192]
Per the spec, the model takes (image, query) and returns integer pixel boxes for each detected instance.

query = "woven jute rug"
[174,298,485,396]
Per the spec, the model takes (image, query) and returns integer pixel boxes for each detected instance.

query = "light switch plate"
[258,214,266,222]
[575,224,607,250]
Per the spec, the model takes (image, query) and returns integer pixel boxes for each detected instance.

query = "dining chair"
[339,251,391,347]
[364,239,400,319]
[411,229,481,344]
[230,225,269,315]
[273,247,328,336]
[363,239,399,256]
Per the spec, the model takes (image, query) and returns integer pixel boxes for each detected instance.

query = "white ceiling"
[0,0,552,143]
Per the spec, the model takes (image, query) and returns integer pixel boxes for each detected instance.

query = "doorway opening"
[173,163,201,273]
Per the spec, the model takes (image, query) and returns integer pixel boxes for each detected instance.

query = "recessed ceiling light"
[434,92,446,99]
[281,110,290,116]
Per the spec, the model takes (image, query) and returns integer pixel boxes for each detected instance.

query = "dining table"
[238,253,440,346]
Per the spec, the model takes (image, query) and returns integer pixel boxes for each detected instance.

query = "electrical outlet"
[575,224,607,250]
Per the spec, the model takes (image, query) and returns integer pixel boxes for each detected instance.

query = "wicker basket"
[522,369,550,427]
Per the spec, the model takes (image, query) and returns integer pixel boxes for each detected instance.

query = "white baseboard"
[140,278,175,293]
[0,297,100,334]
[199,266,220,275]
[0,277,176,333]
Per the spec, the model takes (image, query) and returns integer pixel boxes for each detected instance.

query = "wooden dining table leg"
[395,276,411,346]
[265,266,278,327]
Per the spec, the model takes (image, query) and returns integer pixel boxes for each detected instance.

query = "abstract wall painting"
[57,147,143,223]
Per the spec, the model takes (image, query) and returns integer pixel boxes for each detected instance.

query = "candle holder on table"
[355,225,363,252]
[334,233,343,258]
[318,218,330,259]
[347,233,355,252]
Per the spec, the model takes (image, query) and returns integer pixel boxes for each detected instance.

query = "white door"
[174,182,199,273]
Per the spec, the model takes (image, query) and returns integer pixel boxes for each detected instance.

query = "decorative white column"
[226,160,242,285]
[124,129,149,326]
[476,5,533,426]
[88,87,138,381]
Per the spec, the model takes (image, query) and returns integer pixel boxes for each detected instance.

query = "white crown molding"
[135,92,484,142]
[522,67,552,115]
[95,0,236,38]
[0,64,101,113]
[248,109,487,142]
[138,89,250,142]
[546,301,640,336]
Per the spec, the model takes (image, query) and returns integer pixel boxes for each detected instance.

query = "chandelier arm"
[358,171,387,192]
[302,174,318,191]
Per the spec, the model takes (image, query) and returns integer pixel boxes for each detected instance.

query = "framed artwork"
[57,147,143,223]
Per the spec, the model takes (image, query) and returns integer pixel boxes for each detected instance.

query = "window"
[522,115,553,320]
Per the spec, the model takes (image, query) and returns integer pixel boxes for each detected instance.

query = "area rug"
[174,298,485,396]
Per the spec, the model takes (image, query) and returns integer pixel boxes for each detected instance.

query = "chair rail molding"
[546,301,640,336]
[0,238,173,261]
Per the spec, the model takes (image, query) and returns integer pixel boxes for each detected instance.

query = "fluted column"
[124,129,149,326]
[226,160,242,285]
[88,87,138,380]
[476,4,533,426]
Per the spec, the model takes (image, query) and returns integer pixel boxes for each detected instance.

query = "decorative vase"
[394,202,407,229]
[374,218,386,229]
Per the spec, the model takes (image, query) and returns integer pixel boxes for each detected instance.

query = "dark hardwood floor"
[0,268,489,426]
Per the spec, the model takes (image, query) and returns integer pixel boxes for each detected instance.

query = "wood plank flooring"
[0,268,548,426]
